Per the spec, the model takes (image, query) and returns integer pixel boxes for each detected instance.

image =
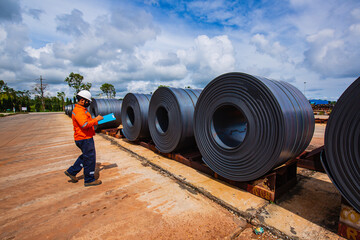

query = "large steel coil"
[194,72,314,181]
[89,99,122,131]
[121,93,151,141]
[148,87,202,153]
[323,77,360,212]
[64,104,69,116]
[65,104,74,117]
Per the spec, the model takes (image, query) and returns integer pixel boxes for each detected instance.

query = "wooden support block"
[296,146,326,172]
[338,198,360,240]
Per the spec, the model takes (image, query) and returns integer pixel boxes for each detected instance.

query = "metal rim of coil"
[323,76,360,212]
[148,87,202,153]
[193,72,314,181]
[121,93,151,141]
[89,99,122,131]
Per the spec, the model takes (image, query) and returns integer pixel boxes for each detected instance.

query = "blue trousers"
[67,138,96,183]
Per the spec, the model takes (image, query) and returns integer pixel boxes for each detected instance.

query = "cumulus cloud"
[56,9,90,36]
[351,8,360,20]
[0,0,22,23]
[304,28,360,78]
[177,35,235,84]
[26,8,44,20]
[46,7,160,69]
[0,23,30,72]
[96,8,160,52]
[349,24,360,35]
[126,80,157,93]
[0,0,359,101]
[250,33,288,61]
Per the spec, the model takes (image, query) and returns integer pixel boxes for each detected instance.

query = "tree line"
[0,73,116,112]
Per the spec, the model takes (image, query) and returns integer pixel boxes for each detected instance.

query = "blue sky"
[0,0,359,100]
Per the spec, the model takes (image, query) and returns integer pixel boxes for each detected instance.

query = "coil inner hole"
[155,106,169,134]
[211,105,247,149]
[126,106,135,127]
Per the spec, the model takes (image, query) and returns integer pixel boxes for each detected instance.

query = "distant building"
[309,99,329,105]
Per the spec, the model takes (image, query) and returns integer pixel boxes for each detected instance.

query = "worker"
[64,90,104,187]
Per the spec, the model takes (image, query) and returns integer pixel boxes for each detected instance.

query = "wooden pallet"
[296,146,326,173]
[315,118,328,124]
[338,197,360,240]
[139,140,297,202]
[101,128,124,139]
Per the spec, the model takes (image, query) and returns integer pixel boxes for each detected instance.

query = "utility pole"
[39,75,45,111]
[304,81,307,98]
[35,75,47,111]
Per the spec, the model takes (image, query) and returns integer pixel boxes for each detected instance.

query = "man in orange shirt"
[64,90,104,187]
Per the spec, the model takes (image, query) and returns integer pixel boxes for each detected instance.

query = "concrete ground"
[100,122,344,240]
[0,113,282,240]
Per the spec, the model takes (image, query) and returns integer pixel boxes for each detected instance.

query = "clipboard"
[98,113,116,125]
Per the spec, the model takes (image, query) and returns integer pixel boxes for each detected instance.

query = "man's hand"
[95,115,104,121]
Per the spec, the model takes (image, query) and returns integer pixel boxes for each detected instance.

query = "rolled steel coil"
[194,72,314,181]
[323,77,360,212]
[65,104,74,117]
[64,105,69,116]
[121,93,151,141]
[89,99,122,131]
[148,87,202,153]
[65,104,69,116]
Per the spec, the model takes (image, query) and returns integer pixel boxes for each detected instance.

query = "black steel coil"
[121,93,151,141]
[148,87,202,153]
[89,99,122,131]
[64,105,69,116]
[323,77,360,212]
[65,104,74,117]
[194,72,314,181]
[65,104,69,116]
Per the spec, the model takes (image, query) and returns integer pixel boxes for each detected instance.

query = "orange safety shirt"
[72,104,98,141]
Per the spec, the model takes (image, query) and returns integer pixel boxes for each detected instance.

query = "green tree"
[100,83,116,99]
[65,97,72,105]
[57,91,65,111]
[0,80,6,92]
[64,72,92,95]
[16,90,31,111]
[0,80,6,111]
[3,85,17,111]
[34,96,42,112]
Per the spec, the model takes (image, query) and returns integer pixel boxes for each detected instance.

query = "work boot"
[64,170,78,182]
[84,180,102,187]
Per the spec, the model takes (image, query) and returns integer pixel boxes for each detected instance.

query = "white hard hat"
[77,90,92,102]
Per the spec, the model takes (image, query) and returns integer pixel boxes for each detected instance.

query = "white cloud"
[0,0,359,101]
[177,35,235,83]
[0,0,22,23]
[126,80,157,93]
[349,23,360,35]
[351,8,360,20]
[0,23,29,72]
[0,27,7,44]
[304,27,360,78]
[306,29,335,42]
[56,9,90,36]
[250,33,288,61]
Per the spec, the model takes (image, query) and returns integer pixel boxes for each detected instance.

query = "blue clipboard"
[98,113,116,125]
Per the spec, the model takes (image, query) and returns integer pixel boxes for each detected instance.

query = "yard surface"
[0,113,283,239]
